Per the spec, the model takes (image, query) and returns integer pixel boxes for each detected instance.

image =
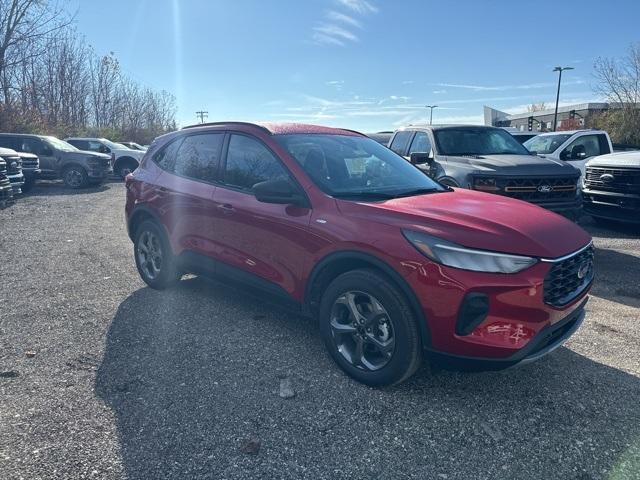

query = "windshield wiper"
[332,191,396,200]
[392,188,442,198]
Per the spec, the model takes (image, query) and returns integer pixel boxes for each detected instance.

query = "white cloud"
[312,32,345,46]
[326,10,362,28]
[336,0,378,14]
[436,80,586,92]
[432,89,447,94]
[402,80,414,85]
[313,23,359,43]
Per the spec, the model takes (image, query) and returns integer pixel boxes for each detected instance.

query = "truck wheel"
[319,269,422,387]
[134,220,180,289]
[62,165,88,189]
[116,158,139,179]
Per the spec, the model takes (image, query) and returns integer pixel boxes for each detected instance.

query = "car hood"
[16,152,37,159]
[586,151,640,168]
[444,154,578,176]
[115,148,144,159]
[338,188,591,258]
[66,150,111,160]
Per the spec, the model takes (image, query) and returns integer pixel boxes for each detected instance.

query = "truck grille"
[543,244,594,307]
[584,166,640,194]
[0,175,13,202]
[20,157,39,170]
[4,156,22,175]
[501,177,577,202]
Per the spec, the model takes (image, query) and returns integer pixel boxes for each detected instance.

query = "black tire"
[62,165,89,189]
[133,220,180,289]
[319,269,422,386]
[116,158,139,179]
[21,177,35,193]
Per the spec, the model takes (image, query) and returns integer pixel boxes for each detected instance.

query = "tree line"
[0,0,176,144]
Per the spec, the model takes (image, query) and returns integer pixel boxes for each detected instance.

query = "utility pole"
[425,105,438,125]
[196,111,209,124]
[552,66,573,131]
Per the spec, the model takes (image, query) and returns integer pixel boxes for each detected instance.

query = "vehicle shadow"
[580,215,640,238]
[96,277,640,479]
[591,247,640,307]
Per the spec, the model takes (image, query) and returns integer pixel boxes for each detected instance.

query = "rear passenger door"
[211,133,312,299]
[151,132,224,258]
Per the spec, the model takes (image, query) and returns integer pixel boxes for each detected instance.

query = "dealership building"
[484,103,610,132]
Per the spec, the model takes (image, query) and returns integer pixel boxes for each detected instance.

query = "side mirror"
[570,144,587,160]
[409,152,433,165]
[528,150,538,155]
[99,145,110,154]
[253,179,307,207]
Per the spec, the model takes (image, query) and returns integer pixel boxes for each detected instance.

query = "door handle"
[218,203,234,214]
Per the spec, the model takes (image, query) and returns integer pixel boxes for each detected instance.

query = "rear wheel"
[62,165,88,189]
[319,269,422,386]
[116,158,139,179]
[134,220,179,289]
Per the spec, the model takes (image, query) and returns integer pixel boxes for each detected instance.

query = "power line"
[196,111,209,124]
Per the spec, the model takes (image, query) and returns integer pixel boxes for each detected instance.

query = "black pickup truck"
[389,125,582,219]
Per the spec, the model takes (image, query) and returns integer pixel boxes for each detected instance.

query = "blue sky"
[72,0,640,131]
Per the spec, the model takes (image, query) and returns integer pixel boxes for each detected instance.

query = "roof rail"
[181,121,272,135]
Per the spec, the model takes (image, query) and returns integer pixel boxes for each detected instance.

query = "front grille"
[4,156,22,174]
[0,175,13,202]
[0,160,6,175]
[478,176,578,203]
[20,157,39,169]
[543,244,594,307]
[584,166,640,194]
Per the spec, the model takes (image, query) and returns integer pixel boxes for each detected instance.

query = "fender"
[305,250,432,349]
[127,204,164,240]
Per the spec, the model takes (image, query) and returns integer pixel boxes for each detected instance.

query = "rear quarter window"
[389,131,413,155]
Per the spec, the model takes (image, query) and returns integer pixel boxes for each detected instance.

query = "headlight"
[473,177,500,192]
[402,230,538,274]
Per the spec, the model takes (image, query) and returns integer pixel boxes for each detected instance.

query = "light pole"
[552,66,573,131]
[425,105,438,125]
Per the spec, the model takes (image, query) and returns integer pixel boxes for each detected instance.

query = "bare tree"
[593,42,640,145]
[526,102,547,113]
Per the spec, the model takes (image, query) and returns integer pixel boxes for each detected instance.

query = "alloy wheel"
[329,291,395,371]
[65,169,83,187]
[136,230,163,280]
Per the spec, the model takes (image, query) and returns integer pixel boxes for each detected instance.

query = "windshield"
[434,128,530,156]
[275,134,445,200]
[45,136,78,152]
[524,134,572,154]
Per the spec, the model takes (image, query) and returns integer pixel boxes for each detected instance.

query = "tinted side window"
[88,141,106,152]
[564,134,603,159]
[0,136,19,150]
[173,133,224,182]
[408,132,432,154]
[20,137,45,155]
[597,134,611,154]
[224,134,288,190]
[152,138,183,171]
[389,131,413,155]
[69,140,89,150]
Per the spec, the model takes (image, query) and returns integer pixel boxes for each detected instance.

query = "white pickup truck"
[523,129,613,177]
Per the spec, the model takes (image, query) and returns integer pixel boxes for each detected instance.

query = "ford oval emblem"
[537,184,552,193]
[599,173,614,183]
[577,262,590,280]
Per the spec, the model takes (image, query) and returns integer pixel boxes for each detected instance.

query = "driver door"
[211,133,313,300]
[560,134,610,175]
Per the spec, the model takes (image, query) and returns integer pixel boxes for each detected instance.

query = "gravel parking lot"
[1,181,639,480]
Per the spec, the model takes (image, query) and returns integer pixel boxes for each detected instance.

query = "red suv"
[125,122,594,386]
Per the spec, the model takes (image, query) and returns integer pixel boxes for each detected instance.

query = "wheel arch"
[127,205,162,241]
[305,250,431,349]
[114,155,140,171]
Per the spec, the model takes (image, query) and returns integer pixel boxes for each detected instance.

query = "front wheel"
[319,269,422,386]
[62,165,88,189]
[116,158,139,179]
[134,220,179,289]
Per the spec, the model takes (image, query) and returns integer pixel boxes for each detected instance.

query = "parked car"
[582,151,640,224]
[0,134,112,188]
[0,147,25,194]
[120,141,148,151]
[523,129,613,177]
[125,121,593,386]
[389,125,582,219]
[17,151,40,192]
[65,137,145,179]
[0,172,14,207]
[366,131,393,146]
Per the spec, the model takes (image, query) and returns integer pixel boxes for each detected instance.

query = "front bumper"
[404,252,591,362]
[427,298,587,370]
[7,172,25,194]
[582,188,640,224]
[87,166,113,180]
[22,168,41,180]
